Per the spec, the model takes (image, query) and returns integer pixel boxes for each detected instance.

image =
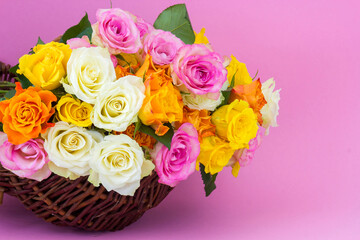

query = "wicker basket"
[0,61,173,231]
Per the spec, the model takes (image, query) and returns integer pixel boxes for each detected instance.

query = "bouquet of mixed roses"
[0,4,280,198]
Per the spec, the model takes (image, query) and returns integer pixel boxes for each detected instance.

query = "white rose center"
[61,132,85,152]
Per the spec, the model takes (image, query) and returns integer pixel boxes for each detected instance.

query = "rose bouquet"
[0,4,280,230]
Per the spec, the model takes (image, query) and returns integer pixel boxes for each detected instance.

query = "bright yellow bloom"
[56,94,93,127]
[194,28,209,45]
[17,42,72,90]
[226,55,252,86]
[196,136,235,175]
[211,99,258,149]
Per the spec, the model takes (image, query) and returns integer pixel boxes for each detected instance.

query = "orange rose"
[114,124,156,149]
[229,79,267,125]
[137,54,183,136]
[175,106,216,142]
[115,65,133,78]
[0,83,57,145]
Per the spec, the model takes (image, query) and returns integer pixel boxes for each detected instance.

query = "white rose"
[182,93,224,111]
[261,78,280,135]
[63,47,116,104]
[88,134,155,196]
[181,80,228,111]
[42,121,103,180]
[91,75,145,132]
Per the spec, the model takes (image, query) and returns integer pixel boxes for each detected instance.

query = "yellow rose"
[196,136,235,174]
[194,28,209,44]
[56,94,93,127]
[17,42,72,90]
[226,55,252,86]
[211,99,258,149]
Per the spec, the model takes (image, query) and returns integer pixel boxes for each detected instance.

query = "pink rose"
[91,8,142,54]
[171,44,227,98]
[135,17,154,39]
[143,29,184,65]
[67,36,92,49]
[151,123,200,187]
[0,133,51,181]
[231,127,265,167]
[123,12,153,39]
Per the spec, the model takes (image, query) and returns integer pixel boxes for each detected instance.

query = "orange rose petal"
[177,106,216,142]
[38,90,57,107]
[115,124,156,149]
[151,120,170,136]
[3,123,29,145]
[136,54,151,78]
[40,122,55,134]
[27,125,42,139]
[115,65,133,78]
[0,100,10,121]
[229,79,267,125]
[14,82,25,96]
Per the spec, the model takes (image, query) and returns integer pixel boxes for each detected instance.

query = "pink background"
[0,0,359,239]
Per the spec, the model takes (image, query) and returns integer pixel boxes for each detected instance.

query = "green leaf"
[154,4,195,44]
[51,86,67,99]
[200,163,218,197]
[252,69,259,81]
[5,89,16,99]
[138,123,174,149]
[15,75,32,89]
[133,119,142,138]
[9,64,19,75]
[115,54,129,65]
[229,72,236,88]
[217,73,236,109]
[37,37,45,45]
[142,71,146,82]
[60,13,92,44]
[29,37,46,54]
[9,65,33,90]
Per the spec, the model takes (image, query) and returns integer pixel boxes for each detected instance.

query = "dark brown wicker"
[0,61,173,231]
[0,61,15,82]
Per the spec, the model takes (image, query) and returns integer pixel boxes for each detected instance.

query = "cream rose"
[91,75,145,132]
[260,78,280,135]
[88,134,154,196]
[63,47,116,104]
[182,93,224,111]
[42,121,103,179]
[181,81,228,111]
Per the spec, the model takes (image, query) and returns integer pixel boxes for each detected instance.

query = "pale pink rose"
[135,17,154,39]
[0,132,51,181]
[67,36,92,49]
[171,44,227,99]
[123,12,153,39]
[91,8,141,55]
[143,29,184,65]
[231,127,265,167]
[151,123,200,187]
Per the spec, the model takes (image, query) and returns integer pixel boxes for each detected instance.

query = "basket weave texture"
[0,61,173,231]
